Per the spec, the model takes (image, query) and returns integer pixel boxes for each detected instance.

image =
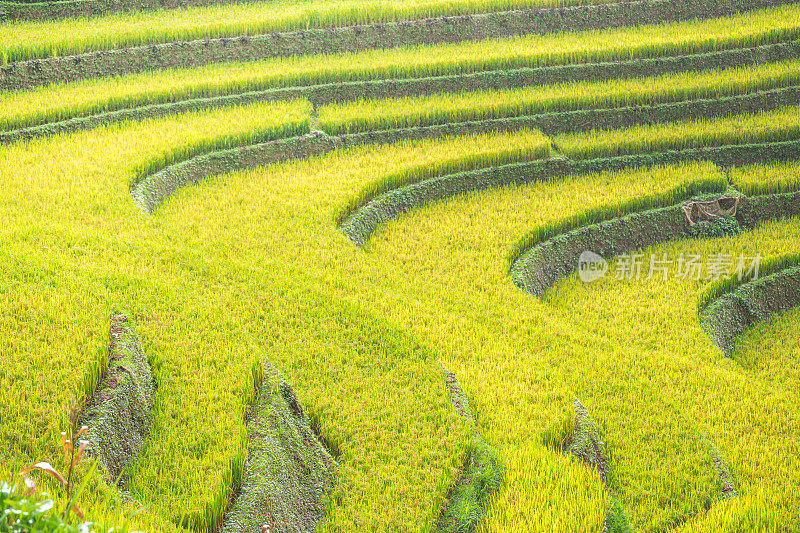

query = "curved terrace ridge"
[541,396,633,529]
[80,310,156,486]
[698,257,800,354]
[1,0,792,90]
[128,84,800,215]
[438,368,503,532]
[220,360,338,533]
[4,39,800,143]
[510,190,800,298]
[7,0,800,530]
[132,121,555,213]
[1,0,268,23]
[340,139,800,246]
[130,134,800,229]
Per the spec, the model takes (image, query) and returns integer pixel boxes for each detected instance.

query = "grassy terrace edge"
[697,252,800,312]
[134,132,800,239]
[0,0,272,23]
[0,0,645,23]
[126,94,800,227]
[1,0,795,85]
[3,39,800,141]
[438,369,503,532]
[131,127,551,213]
[6,0,800,530]
[219,360,338,533]
[698,257,800,353]
[333,98,800,244]
[125,78,800,214]
[510,188,800,298]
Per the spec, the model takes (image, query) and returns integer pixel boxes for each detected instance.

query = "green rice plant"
[0,0,623,63]
[506,165,728,270]
[730,159,800,196]
[2,71,800,533]
[319,60,800,134]
[696,253,800,313]
[335,129,551,225]
[730,305,800,393]
[127,99,311,187]
[3,4,800,132]
[555,104,800,159]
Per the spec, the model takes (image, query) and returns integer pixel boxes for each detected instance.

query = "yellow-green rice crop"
[696,252,800,313]
[732,306,800,391]
[125,98,311,186]
[555,104,800,159]
[0,0,619,63]
[334,128,551,224]
[10,96,793,530]
[506,169,728,270]
[537,217,800,531]
[730,159,800,196]
[3,5,800,527]
[5,115,525,530]
[362,160,799,529]
[3,3,800,132]
[319,59,800,134]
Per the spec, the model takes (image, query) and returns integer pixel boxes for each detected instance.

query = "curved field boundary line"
[328,85,800,140]
[704,439,737,499]
[505,174,729,271]
[132,132,350,213]
[343,161,713,248]
[5,39,800,143]
[510,190,800,298]
[698,255,800,353]
[567,139,800,173]
[438,369,503,532]
[131,125,552,213]
[341,139,800,246]
[340,157,569,246]
[566,399,634,530]
[129,95,800,220]
[1,0,792,90]
[127,113,310,208]
[697,251,800,313]
[131,115,558,213]
[540,396,633,530]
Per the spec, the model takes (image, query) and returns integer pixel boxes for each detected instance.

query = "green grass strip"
[2,4,800,131]
[696,253,800,314]
[129,99,311,188]
[555,104,800,160]
[319,60,800,134]
[335,128,551,225]
[507,166,727,270]
[0,0,623,63]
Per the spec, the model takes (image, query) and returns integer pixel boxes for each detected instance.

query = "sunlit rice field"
[3,4,800,131]
[1,0,799,532]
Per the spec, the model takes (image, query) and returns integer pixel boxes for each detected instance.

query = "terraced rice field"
[1,0,799,531]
